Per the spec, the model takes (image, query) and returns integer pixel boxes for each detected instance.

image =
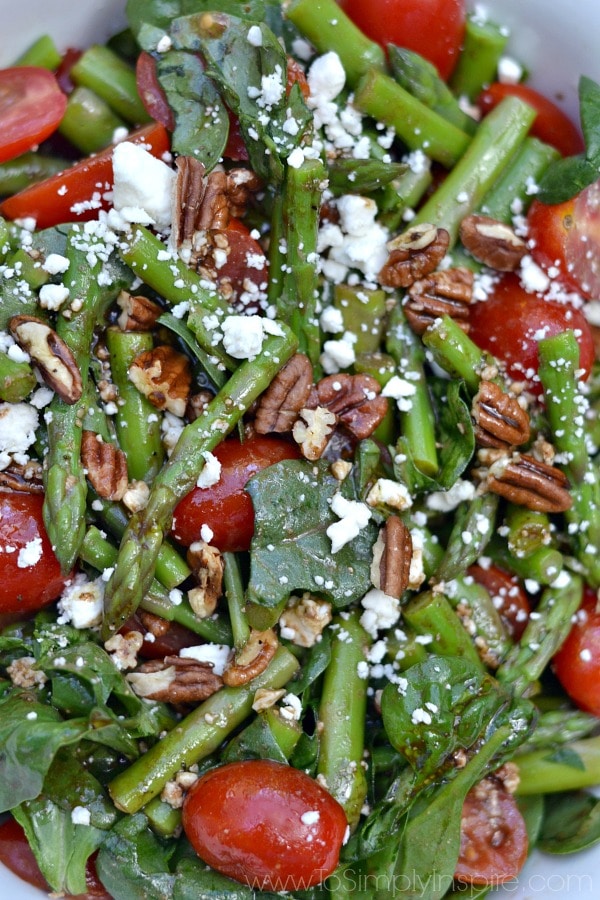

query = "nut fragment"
[81,430,128,501]
[186,541,224,618]
[222,628,278,686]
[472,381,530,449]
[128,345,192,416]
[474,452,572,513]
[9,315,83,404]
[186,390,214,422]
[459,214,527,271]
[279,593,333,648]
[255,353,314,434]
[127,656,223,703]
[314,373,388,440]
[404,267,474,335]
[379,224,450,288]
[292,406,337,460]
[0,460,44,493]
[371,516,413,599]
[116,291,162,332]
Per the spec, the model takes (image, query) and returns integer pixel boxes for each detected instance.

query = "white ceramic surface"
[1,1,600,897]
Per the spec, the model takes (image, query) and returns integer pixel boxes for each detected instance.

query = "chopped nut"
[138,610,170,638]
[474,452,572,513]
[379,223,450,288]
[186,390,214,422]
[186,541,224,618]
[226,168,263,218]
[366,477,412,512]
[105,631,144,670]
[472,381,530,449]
[404,267,474,335]
[331,459,353,481]
[222,628,278,686]
[81,430,128,501]
[0,460,44,493]
[255,353,314,434]
[371,516,413,600]
[128,345,192,417]
[314,373,388,440]
[293,406,337,460]
[279,593,333,648]
[460,214,527,271]
[122,479,150,513]
[252,687,287,712]
[116,292,162,332]
[128,655,223,704]
[7,656,47,688]
[9,315,83,404]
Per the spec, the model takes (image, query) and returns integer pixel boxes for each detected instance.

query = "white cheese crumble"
[301,810,321,826]
[42,253,70,275]
[57,574,104,629]
[180,643,232,676]
[326,493,371,553]
[71,806,92,826]
[360,588,401,638]
[0,402,39,470]
[17,537,43,569]
[39,283,70,311]
[196,450,222,489]
[112,142,175,230]
[426,479,476,512]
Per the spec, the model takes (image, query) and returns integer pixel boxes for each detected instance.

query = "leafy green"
[95,814,177,899]
[539,791,600,854]
[544,746,586,770]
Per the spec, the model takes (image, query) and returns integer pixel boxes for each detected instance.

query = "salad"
[1,0,600,897]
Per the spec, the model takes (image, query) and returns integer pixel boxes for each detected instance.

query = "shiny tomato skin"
[0,122,170,228]
[55,48,83,94]
[468,564,531,641]
[182,760,348,890]
[478,83,584,158]
[135,51,175,131]
[172,435,300,552]
[120,614,200,659]
[339,0,466,80]
[455,780,528,884]
[0,67,67,164]
[0,492,68,615]
[467,273,595,395]
[553,586,600,716]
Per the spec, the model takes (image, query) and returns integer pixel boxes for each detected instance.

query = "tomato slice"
[478,82,584,158]
[55,48,83,95]
[135,51,175,131]
[0,122,170,229]
[455,778,528,884]
[0,67,67,164]
[553,585,600,716]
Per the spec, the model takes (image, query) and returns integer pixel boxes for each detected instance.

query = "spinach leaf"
[95,814,177,900]
[174,856,283,899]
[539,791,600,854]
[543,745,586,770]
[246,459,377,610]
[126,0,268,44]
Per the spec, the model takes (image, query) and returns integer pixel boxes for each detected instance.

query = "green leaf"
[536,154,598,204]
[579,76,600,163]
[95,814,177,900]
[246,459,377,609]
[539,791,600,854]
[175,856,282,899]
[544,746,586,770]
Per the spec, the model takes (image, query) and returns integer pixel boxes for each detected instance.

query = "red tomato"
[120,614,200,659]
[0,122,170,229]
[468,564,531,641]
[455,779,528,884]
[339,0,466,80]
[55,48,83,95]
[0,67,67,164]
[0,491,69,615]
[0,818,110,899]
[553,585,600,716]
[478,83,584,158]
[528,180,600,300]
[172,435,300,552]
[467,273,595,395]
[135,51,175,131]
[211,218,269,313]
[182,760,348,890]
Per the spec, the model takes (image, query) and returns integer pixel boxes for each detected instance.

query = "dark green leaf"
[174,856,283,899]
[544,746,586,770]
[95,814,177,900]
[579,76,600,163]
[536,154,598,204]
[159,311,227,389]
[222,712,289,764]
[539,791,600,854]
[516,793,545,847]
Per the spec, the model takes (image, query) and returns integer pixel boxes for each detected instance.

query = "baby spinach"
[539,791,600,854]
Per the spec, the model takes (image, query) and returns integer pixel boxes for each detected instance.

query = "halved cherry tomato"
[467,273,595,395]
[172,435,300,552]
[455,779,528,884]
[0,491,69,615]
[0,122,170,229]
[0,818,110,899]
[182,759,348,890]
[120,614,200,659]
[0,67,67,164]
[468,564,531,641]
[553,585,600,716]
[478,83,584,158]
[135,51,175,131]
[339,0,466,80]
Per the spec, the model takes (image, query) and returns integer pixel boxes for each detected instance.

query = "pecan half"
[128,345,192,417]
[314,373,388,440]
[404,267,474,335]
[116,291,162,332]
[81,430,128,501]
[0,460,43,493]
[9,315,83,404]
[186,540,224,618]
[292,406,337,460]
[472,381,530,449]
[222,628,278,687]
[255,353,314,434]
[459,214,527,271]
[379,223,450,288]
[173,157,231,251]
[127,656,223,704]
[371,516,413,599]
[474,452,572,513]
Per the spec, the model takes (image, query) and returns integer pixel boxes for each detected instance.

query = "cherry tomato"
[528,180,600,300]
[339,0,466,80]
[553,585,600,716]
[0,491,69,615]
[0,818,110,899]
[455,779,528,884]
[182,759,348,891]
[135,51,175,131]
[0,122,170,229]
[0,67,67,164]
[120,614,200,659]
[468,564,532,641]
[467,273,595,395]
[478,83,584,158]
[55,48,83,95]
[172,435,300,552]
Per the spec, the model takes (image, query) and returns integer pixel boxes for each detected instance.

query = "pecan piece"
[279,593,333,648]
[459,214,527,271]
[128,345,192,417]
[222,628,278,687]
[404,267,474,335]
[226,168,263,219]
[116,291,162,332]
[0,460,43,493]
[474,452,572,513]
[186,390,214,422]
[371,516,413,599]
[255,353,314,434]
[9,315,83,404]
[127,656,223,704]
[379,223,450,288]
[314,373,388,440]
[81,430,128,501]
[186,540,224,618]
[292,406,337,460]
[472,381,530,449]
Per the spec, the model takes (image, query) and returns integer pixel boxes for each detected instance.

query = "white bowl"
[1,1,599,898]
